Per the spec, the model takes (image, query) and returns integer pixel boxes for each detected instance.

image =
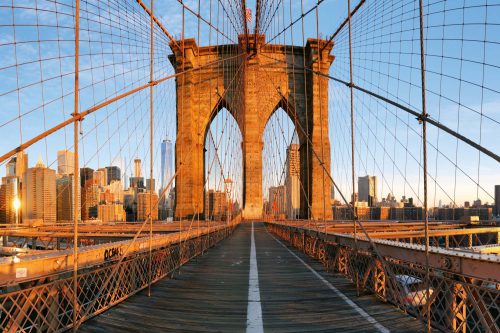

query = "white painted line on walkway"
[246,222,264,333]
[268,231,390,333]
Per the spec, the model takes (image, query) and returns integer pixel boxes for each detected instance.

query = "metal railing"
[267,222,500,333]
[0,219,240,332]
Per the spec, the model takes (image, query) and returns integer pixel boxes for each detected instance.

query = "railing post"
[444,282,467,333]
[47,284,60,332]
[373,260,386,299]
[338,247,348,274]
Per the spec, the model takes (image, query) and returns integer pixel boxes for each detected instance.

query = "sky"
[0,0,499,208]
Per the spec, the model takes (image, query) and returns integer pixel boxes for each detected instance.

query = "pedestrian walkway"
[80,223,427,332]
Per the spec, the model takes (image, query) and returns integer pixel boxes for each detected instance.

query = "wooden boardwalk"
[80,223,428,332]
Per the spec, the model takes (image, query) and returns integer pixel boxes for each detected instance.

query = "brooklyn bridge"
[0,0,499,332]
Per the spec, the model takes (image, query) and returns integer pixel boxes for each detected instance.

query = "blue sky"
[0,0,499,207]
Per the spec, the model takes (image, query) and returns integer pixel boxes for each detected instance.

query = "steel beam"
[364,227,500,239]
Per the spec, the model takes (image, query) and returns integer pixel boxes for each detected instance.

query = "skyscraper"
[134,159,142,178]
[269,185,286,216]
[358,175,378,206]
[1,152,26,224]
[130,159,145,191]
[204,189,227,220]
[106,180,124,203]
[106,166,121,185]
[160,139,174,190]
[285,144,300,219]
[0,176,20,224]
[146,178,155,192]
[123,188,137,221]
[81,178,100,220]
[6,152,28,180]
[111,156,125,181]
[98,203,126,223]
[137,192,159,221]
[56,174,77,221]
[100,189,114,204]
[6,158,16,177]
[22,157,56,224]
[0,184,6,223]
[160,186,176,219]
[94,168,107,187]
[129,176,145,190]
[57,150,75,175]
[15,152,28,180]
[80,167,94,188]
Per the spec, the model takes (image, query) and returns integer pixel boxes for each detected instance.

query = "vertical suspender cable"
[300,0,310,224]
[72,0,80,330]
[179,3,185,260]
[315,3,326,231]
[148,0,154,297]
[209,0,213,233]
[197,0,201,239]
[418,0,431,331]
[347,0,359,295]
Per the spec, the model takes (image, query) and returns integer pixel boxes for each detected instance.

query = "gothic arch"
[262,95,307,145]
[203,97,242,147]
[170,34,334,220]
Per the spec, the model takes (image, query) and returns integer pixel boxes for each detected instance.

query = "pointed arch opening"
[204,107,243,220]
[262,107,301,220]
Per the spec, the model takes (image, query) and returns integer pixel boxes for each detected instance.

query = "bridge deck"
[80,223,428,332]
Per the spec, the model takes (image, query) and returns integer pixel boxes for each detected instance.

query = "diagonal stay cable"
[258,53,500,164]
[263,0,325,46]
[268,85,409,307]
[135,0,180,49]
[0,54,244,165]
[74,58,246,329]
[177,0,236,42]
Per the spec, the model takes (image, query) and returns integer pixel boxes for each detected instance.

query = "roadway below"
[79,222,428,332]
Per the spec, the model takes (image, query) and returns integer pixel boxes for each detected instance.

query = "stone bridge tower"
[169,34,334,220]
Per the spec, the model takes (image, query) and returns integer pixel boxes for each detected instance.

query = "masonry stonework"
[169,34,334,220]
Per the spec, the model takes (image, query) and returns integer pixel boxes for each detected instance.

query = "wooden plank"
[80,223,430,332]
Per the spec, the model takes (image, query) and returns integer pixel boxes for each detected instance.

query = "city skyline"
[1,3,499,332]
[0,150,171,224]
[1,1,499,211]
[0,146,498,215]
